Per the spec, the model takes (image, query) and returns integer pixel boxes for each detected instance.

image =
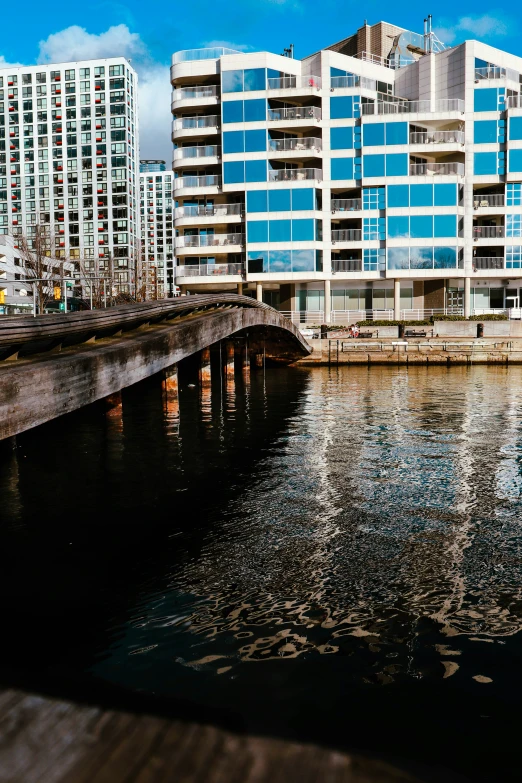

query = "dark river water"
[2,364,522,782]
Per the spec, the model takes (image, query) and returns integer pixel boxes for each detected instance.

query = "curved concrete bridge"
[0,295,311,440]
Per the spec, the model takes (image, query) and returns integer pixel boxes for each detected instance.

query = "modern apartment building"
[171,21,522,322]
[140,159,167,172]
[0,58,139,295]
[139,169,174,297]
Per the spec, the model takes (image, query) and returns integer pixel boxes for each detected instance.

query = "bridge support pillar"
[256,282,263,302]
[224,341,235,379]
[199,347,212,387]
[105,390,122,421]
[237,283,243,295]
[163,365,179,418]
[255,352,264,368]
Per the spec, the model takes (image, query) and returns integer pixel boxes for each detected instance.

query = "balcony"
[473,226,504,239]
[173,85,219,101]
[175,233,244,248]
[473,257,505,270]
[267,75,322,91]
[173,115,219,132]
[268,168,322,182]
[331,229,362,243]
[331,198,362,212]
[268,137,322,153]
[174,174,221,190]
[473,194,505,208]
[332,259,362,271]
[362,99,465,115]
[172,47,240,64]
[506,96,522,109]
[409,162,465,177]
[409,130,465,145]
[173,145,220,161]
[475,66,519,82]
[176,263,243,277]
[268,106,322,122]
[330,75,377,90]
[175,203,242,219]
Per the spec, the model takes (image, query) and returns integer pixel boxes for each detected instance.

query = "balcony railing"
[175,233,244,248]
[506,96,522,109]
[331,198,362,212]
[176,263,243,276]
[473,226,504,238]
[473,194,505,207]
[475,66,519,82]
[362,99,465,115]
[332,259,362,271]
[410,130,465,145]
[268,168,322,182]
[330,75,377,90]
[174,174,221,189]
[267,75,322,90]
[409,162,465,177]
[172,47,240,64]
[175,203,243,218]
[268,106,322,122]
[473,257,504,270]
[173,145,220,160]
[331,229,362,243]
[173,85,219,101]
[268,137,322,152]
[173,115,219,131]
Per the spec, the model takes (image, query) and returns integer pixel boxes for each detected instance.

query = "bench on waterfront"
[358,331,374,339]
[405,329,427,338]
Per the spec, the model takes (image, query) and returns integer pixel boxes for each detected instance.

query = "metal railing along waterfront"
[409,162,465,177]
[172,47,240,63]
[267,75,322,90]
[175,203,243,218]
[175,233,244,248]
[173,85,219,101]
[331,229,362,242]
[331,198,362,212]
[410,130,465,144]
[268,168,322,182]
[473,226,504,238]
[401,308,463,320]
[176,263,243,277]
[173,115,219,131]
[268,137,322,152]
[279,310,396,325]
[331,259,362,271]
[362,98,465,115]
[174,174,221,189]
[473,194,505,207]
[473,257,505,269]
[173,145,220,160]
[268,106,322,122]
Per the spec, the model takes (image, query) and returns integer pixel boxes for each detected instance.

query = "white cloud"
[37,24,146,64]
[435,14,512,46]
[137,64,173,162]
[0,55,24,68]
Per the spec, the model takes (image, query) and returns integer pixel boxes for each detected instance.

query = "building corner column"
[464,277,471,318]
[324,279,331,324]
[256,282,263,302]
[393,279,401,321]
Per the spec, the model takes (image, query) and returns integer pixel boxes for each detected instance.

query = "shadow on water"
[1,364,522,781]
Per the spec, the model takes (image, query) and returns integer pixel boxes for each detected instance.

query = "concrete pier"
[199,347,212,387]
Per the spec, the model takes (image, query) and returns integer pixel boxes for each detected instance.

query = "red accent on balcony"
[56,165,63,171]
[96,137,102,142]
[58,217,64,221]
[58,204,64,209]
[9,107,14,112]
[59,242,65,246]
[10,145,15,150]
[56,114,62,119]
[55,89,61,94]
[96,124,102,129]
[99,240,104,244]
[8,81,13,86]
[9,131,15,136]
[56,141,62,145]
[56,101,61,107]
[95,99,101,104]
[55,76,60,81]
[10,170,16,175]
[8,94,14,99]
[11,195,16,199]
[12,219,18,225]
[95,85,101,90]
[98,227,104,232]
[97,188,103,193]
[96,163,103,167]
[10,157,16,162]
[97,201,103,206]
[59,229,64,234]
[57,178,63,183]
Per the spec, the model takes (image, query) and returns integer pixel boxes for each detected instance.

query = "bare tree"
[17,224,59,314]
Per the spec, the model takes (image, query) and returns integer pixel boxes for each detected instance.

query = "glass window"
[292,219,314,241]
[223,100,243,123]
[506,214,522,237]
[331,157,354,180]
[410,247,433,269]
[434,214,457,237]
[363,123,385,147]
[291,188,314,210]
[387,184,409,207]
[509,150,522,173]
[385,153,408,176]
[363,187,385,209]
[330,127,354,150]
[269,219,291,242]
[385,122,407,145]
[474,88,501,112]
[247,251,268,273]
[410,184,433,207]
[247,190,268,212]
[509,117,522,141]
[330,96,359,119]
[387,247,410,270]
[434,246,457,268]
[222,70,244,93]
[292,249,314,271]
[244,99,266,122]
[363,217,385,240]
[474,120,498,144]
[364,248,385,272]
[223,130,244,153]
[243,69,265,91]
[269,250,291,272]
[247,220,268,242]
[387,216,409,238]
[223,161,244,183]
[269,189,291,212]
[434,183,457,206]
[474,152,498,175]
[507,183,522,206]
[506,246,522,268]
[410,215,433,238]
[363,154,385,178]
[244,129,266,152]
[245,159,266,182]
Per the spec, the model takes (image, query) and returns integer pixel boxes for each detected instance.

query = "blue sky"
[2,1,520,160]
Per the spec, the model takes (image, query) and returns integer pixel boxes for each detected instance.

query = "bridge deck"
[0,688,421,783]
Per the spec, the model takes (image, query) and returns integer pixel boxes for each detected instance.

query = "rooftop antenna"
[282,44,294,58]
